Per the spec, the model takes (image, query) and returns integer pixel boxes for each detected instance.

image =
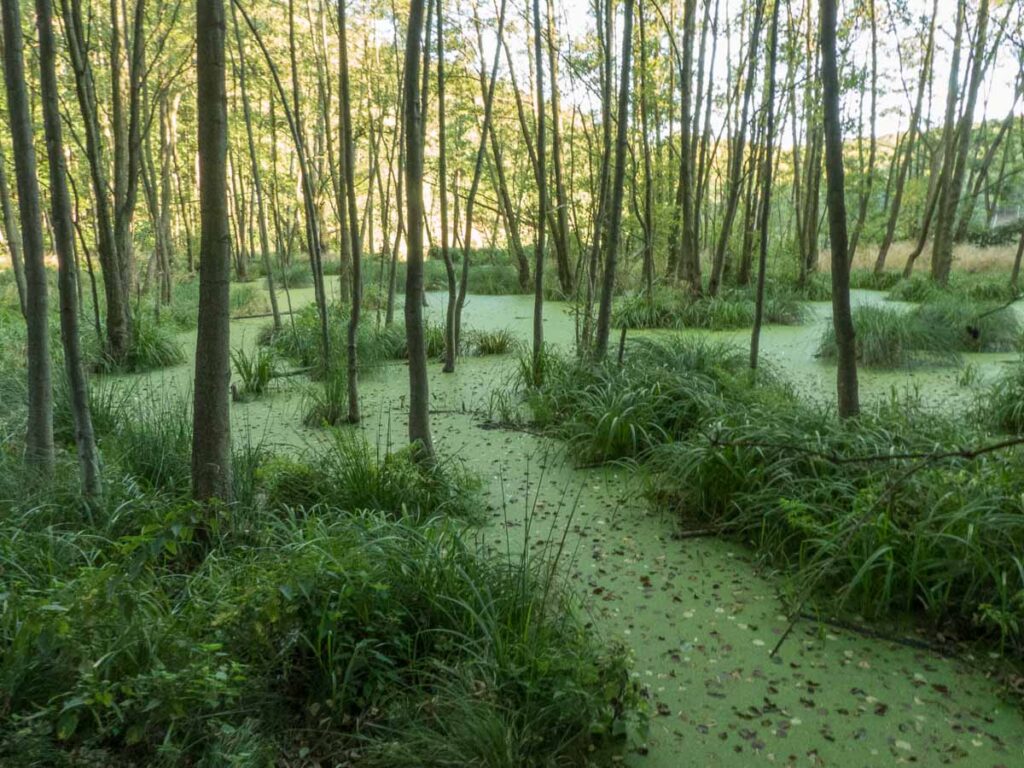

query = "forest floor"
[119,283,1024,767]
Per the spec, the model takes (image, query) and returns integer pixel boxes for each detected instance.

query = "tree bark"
[35,0,101,497]
[750,0,779,370]
[1,0,55,476]
[403,0,434,458]
[875,0,936,274]
[820,0,859,418]
[594,0,634,359]
[0,142,26,316]
[338,0,362,421]
[529,0,548,379]
[192,0,233,501]
[231,3,280,331]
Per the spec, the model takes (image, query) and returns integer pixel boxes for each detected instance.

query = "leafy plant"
[231,346,275,400]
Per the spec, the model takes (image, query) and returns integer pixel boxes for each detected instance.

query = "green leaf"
[56,711,79,741]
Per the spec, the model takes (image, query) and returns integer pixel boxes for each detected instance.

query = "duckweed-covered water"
[119,286,1024,766]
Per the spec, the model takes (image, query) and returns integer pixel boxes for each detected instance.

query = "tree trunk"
[35,0,101,497]
[1,0,55,476]
[403,0,434,458]
[545,0,573,294]
[0,142,27,316]
[847,0,877,264]
[750,0,779,370]
[875,0,936,274]
[436,0,457,373]
[930,0,975,285]
[455,0,509,348]
[339,0,362,421]
[231,3,280,331]
[60,0,133,361]
[192,0,232,502]
[820,0,859,418]
[529,0,548,379]
[594,0,634,359]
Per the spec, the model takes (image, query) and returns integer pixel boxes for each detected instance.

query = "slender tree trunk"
[750,0,779,370]
[1011,227,1024,294]
[875,1,936,274]
[0,143,26,316]
[403,0,434,458]
[231,3,280,331]
[2,0,55,476]
[436,0,457,373]
[455,0,509,347]
[847,0,877,264]
[594,0,634,359]
[545,0,573,294]
[928,0,969,284]
[637,3,654,297]
[35,0,101,497]
[820,0,859,418]
[192,0,232,501]
[60,0,132,361]
[529,0,548,379]
[339,0,362,421]
[708,0,764,296]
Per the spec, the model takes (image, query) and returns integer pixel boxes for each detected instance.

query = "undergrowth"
[0,353,635,766]
[818,297,1020,368]
[519,337,1024,657]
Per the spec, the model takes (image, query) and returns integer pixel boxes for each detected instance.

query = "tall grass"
[645,397,1024,651]
[85,312,186,373]
[522,338,1024,656]
[978,359,1024,433]
[612,285,805,331]
[818,297,1020,368]
[0,361,634,765]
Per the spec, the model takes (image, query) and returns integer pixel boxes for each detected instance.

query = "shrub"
[522,337,778,464]
[302,366,348,426]
[0,461,632,766]
[818,304,953,368]
[849,269,902,291]
[274,261,313,289]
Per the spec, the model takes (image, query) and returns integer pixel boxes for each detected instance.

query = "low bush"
[888,273,1018,304]
[465,327,518,356]
[258,432,481,521]
[849,269,902,291]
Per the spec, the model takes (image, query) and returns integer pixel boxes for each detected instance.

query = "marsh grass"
[85,312,186,373]
[0,415,630,766]
[524,337,1024,655]
[612,285,805,331]
[978,360,1024,434]
[231,346,276,400]
[818,297,1019,368]
[888,273,1018,304]
[644,396,1024,651]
